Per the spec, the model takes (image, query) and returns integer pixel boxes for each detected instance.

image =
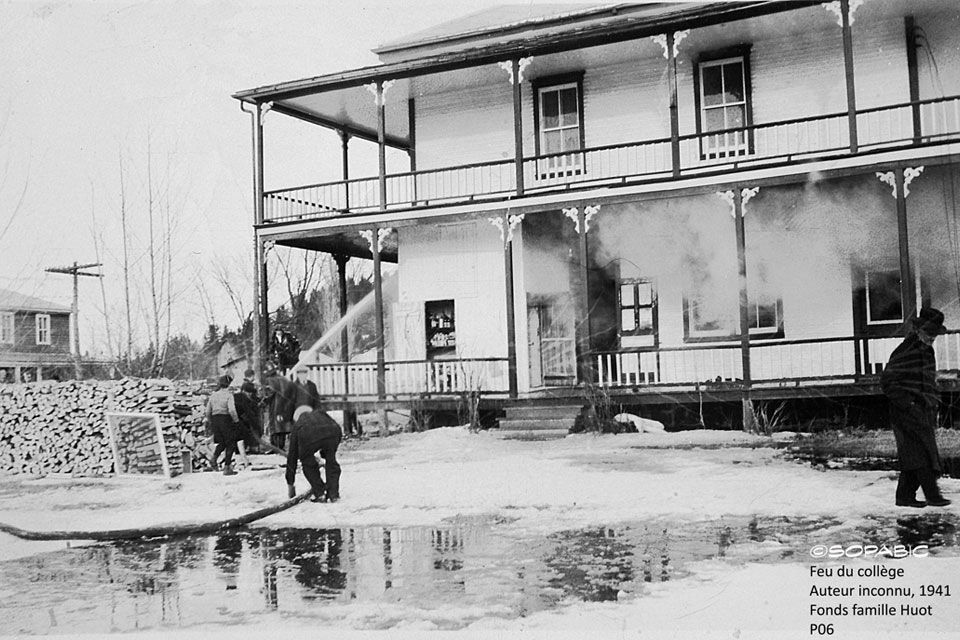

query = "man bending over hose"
[286,405,342,503]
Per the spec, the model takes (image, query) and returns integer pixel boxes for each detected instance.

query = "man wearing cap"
[880,307,952,508]
[285,405,342,503]
[294,365,322,410]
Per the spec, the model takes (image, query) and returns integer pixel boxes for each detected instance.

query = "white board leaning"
[105,412,172,478]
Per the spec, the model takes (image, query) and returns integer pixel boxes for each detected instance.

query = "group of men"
[206,363,342,503]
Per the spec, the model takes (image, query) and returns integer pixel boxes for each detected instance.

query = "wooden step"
[496,428,569,441]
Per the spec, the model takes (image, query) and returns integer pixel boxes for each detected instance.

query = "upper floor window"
[35,314,51,345]
[696,48,752,159]
[865,270,903,326]
[0,312,13,344]
[534,74,584,178]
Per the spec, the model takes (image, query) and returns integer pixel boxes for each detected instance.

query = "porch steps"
[496,404,583,440]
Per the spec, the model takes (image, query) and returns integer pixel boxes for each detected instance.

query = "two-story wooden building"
[0,288,73,383]
[234,1,960,431]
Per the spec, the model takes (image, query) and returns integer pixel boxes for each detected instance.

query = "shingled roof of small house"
[0,288,71,314]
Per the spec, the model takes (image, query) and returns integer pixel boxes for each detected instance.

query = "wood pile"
[0,378,209,476]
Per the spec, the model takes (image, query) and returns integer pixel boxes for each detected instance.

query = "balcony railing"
[595,331,960,390]
[263,95,960,223]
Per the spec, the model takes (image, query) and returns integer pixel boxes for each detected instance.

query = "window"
[865,270,903,325]
[35,314,50,345]
[534,74,584,177]
[0,312,13,344]
[619,280,656,336]
[696,50,752,159]
[748,298,783,336]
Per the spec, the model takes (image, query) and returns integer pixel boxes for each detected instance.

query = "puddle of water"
[0,514,956,634]
[781,450,960,479]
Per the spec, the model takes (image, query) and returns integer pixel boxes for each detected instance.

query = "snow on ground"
[1,427,958,639]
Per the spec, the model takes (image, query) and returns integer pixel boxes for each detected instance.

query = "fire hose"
[0,489,315,541]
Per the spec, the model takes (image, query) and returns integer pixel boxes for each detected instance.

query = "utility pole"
[45,262,102,380]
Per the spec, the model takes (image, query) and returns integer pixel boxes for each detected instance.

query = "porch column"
[339,131,351,211]
[376,80,388,210]
[334,253,358,434]
[829,0,860,152]
[365,229,387,403]
[879,167,925,319]
[252,101,268,378]
[564,205,601,386]
[652,31,688,176]
[720,187,758,432]
[491,214,523,397]
[408,97,418,205]
[905,17,922,143]
[498,58,531,197]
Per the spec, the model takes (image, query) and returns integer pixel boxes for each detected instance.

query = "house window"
[619,280,656,336]
[697,51,751,159]
[0,312,13,344]
[748,298,783,336]
[35,314,51,345]
[534,75,584,177]
[865,270,903,325]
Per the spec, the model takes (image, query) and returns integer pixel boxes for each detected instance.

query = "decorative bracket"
[489,216,505,241]
[489,214,525,243]
[364,80,396,106]
[673,30,690,57]
[876,171,896,197]
[262,239,275,254]
[583,205,601,233]
[359,228,393,254]
[497,57,534,84]
[903,166,924,198]
[650,30,690,59]
[717,187,759,218]
[563,205,601,234]
[825,0,865,26]
[717,191,736,218]
[877,167,924,198]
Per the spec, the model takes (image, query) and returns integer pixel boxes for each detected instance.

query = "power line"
[44,262,103,379]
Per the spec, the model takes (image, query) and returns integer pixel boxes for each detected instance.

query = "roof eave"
[232,1,824,105]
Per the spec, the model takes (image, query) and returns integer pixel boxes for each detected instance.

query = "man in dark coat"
[880,307,952,508]
[262,366,298,451]
[294,365,322,410]
[285,405,342,503]
[235,381,262,454]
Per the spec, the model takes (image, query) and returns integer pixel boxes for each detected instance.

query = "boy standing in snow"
[286,405,342,503]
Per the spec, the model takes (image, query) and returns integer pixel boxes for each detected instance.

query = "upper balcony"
[235,0,960,227]
[262,94,960,223]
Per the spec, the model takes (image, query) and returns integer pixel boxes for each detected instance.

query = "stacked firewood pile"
[0,379,210,476]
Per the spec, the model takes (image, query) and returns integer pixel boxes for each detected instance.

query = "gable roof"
[0,288,71,314]
[374,4,615,55]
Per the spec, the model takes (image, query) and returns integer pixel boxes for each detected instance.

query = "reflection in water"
[0,514,957,633]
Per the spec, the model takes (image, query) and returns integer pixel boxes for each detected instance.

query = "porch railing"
[595,330,960,390]
[307,357,510,398]
[263,95,960,223]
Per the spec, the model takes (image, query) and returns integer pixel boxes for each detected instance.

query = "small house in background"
[217,340,251,384]
[0,288,73,383]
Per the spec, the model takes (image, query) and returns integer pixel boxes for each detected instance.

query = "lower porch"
[306,330,960,400]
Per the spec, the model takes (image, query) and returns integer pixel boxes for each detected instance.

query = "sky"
[0,0,581,357]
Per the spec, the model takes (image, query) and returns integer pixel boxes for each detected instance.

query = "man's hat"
[240,381,256,394]
[916,307,948,335]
